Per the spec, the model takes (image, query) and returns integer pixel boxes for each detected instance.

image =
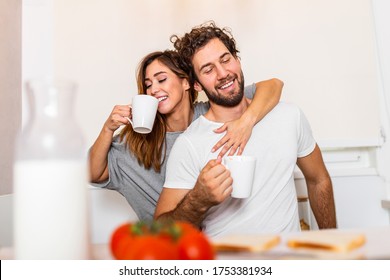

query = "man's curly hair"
[170,21,240,86]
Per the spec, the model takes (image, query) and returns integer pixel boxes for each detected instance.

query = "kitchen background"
[1,0,390,245]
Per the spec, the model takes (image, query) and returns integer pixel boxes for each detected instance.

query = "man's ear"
[194,82,203,92]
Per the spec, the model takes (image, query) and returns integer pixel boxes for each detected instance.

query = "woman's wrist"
[241,107,257,128]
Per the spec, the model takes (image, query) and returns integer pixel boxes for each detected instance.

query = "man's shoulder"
[275,101,300,110]
[271,101,303,116]
[260,101,304,125]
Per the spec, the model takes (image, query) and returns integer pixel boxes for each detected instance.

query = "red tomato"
[110,223,134,260]
[123,235,179,260]
[176,221,200,235]
[168,221,200,239]
[109,220,215,260]
[177,231,215,260]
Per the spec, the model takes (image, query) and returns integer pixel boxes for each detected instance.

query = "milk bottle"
[13,79,90,259]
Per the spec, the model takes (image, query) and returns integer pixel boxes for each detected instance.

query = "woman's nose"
[150,84,160,96]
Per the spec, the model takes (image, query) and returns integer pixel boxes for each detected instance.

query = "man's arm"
[154,159,232,228]
[154,188,207,227]
[296,144,337,229]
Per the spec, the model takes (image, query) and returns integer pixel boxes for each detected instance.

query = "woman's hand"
[211,78,283,158]
[211,116,254,158]
[104,105,132,133]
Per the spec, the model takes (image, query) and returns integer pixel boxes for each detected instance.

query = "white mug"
[127,95,158,134]
[224,156,257,198]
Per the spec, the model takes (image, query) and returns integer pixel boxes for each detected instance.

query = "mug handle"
[126,117,133,127]
[126,105,133,127]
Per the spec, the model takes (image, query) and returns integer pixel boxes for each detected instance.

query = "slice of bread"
[212,234,280,252]
[287,231,366,252]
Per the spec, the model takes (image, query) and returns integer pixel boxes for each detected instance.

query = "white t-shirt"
[163,102,316,238]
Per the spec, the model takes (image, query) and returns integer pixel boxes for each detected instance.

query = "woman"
[89,50,283,221]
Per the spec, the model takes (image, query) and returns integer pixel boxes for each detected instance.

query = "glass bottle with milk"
[13,79,90,259]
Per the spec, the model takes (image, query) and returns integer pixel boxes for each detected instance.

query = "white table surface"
[1,226,390,260]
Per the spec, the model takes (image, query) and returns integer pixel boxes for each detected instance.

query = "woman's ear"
[182,79,190,91]
[194,82,203,92]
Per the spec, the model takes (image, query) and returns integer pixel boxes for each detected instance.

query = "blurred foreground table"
[1,226,390,260]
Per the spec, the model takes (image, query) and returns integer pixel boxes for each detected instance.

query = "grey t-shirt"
[92,84,256,221]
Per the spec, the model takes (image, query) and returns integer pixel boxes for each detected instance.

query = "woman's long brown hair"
[119,50,197,172]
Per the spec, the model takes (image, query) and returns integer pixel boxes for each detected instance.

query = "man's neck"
[204,97,250,123]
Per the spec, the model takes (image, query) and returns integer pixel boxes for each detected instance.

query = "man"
[154,22,336,238]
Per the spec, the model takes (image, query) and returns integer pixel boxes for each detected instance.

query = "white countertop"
[2,226,390,260]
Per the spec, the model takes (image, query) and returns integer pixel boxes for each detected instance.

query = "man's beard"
[201,71,245,107]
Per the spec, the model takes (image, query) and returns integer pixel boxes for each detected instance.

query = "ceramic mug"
[224,156,257,198]
[127,95,158,134]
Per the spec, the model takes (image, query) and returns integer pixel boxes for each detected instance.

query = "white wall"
[20,0,390,230]
[22,0,384,148]
[372,0,390,202]
[0,0,21,195]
